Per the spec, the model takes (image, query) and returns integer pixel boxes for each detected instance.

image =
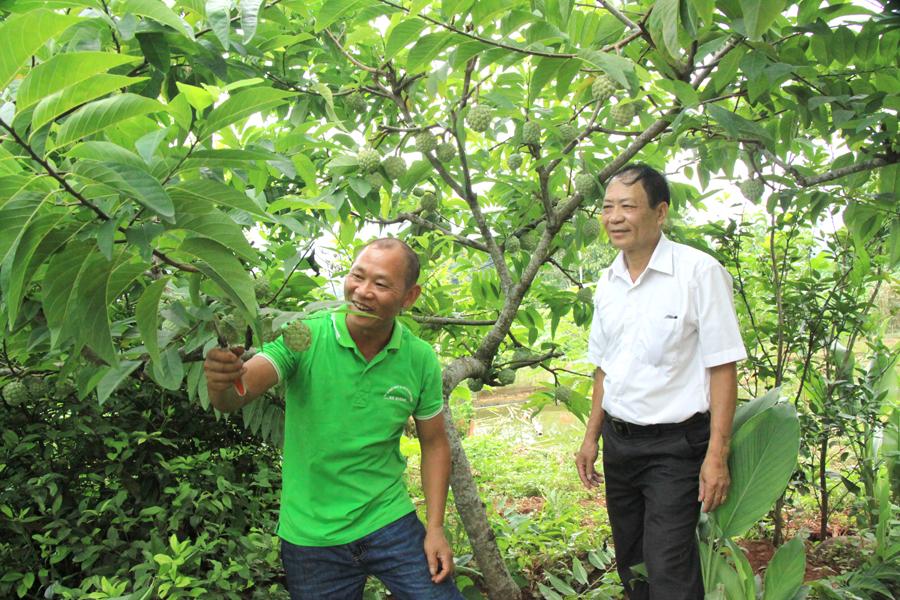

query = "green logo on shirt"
[384,385,414,404]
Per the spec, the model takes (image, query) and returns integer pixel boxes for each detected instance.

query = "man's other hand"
[423,527,454,583]
[699,455,731,512]
[575,440,603,489]
[203,346,245,393]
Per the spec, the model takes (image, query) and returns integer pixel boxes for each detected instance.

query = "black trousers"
[601,413,709,600]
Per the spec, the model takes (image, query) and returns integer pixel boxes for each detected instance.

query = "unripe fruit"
[358,147,381,173]
[559,124,578,143]
[382,156,407,180]
[739,178,764,202]
[522,121,541,146]
[55,378,76,398]
[554,385,572,404]
[512,348,532,362]
[219,314,245,343]
[497,368,516,386]
[591,76,616,103]
[577,287,593,303]
[420,192,438,212]
[505,236,521,254]
[346,93,367,113]
[415,131,438,154]
[366,172,386,191]
[610,102,637,126]
[467,105,492,132]
[284,320,312,352]
[254,277,271,300]
[521,231,539,251]
[436,142,455,162]
[583,218,601,240]
[468,378,484,392]
[507,153,523,170]
[28,377,50,399]
[574,172,598,198]
[3,380,28,406]
[262,316,280,343]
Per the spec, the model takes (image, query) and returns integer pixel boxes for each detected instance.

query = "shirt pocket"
[641,312,685,366]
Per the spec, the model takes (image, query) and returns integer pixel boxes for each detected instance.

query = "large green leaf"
[762,536,805,600]
[577,50,638,92]
[0,9,82,91]
[385,18,429,60]
[118,0,195,39]
[739,0,786,40]
[31,74,149,133]
[70,160,175,220]
[705,104,774,149]
[54,94,164,149]
[136,277,170,365]
[0,183,55,263]
[407,31,457,72]
[315,0,372,32]
[198,87,296,138]
[732,387,781,432]
[240,0,264,42]
[16,52,141,111]
[167,179,271,219]
[206,0,233,49]
[647,0,681,58]
[712,401,800,538]
[76,251,119,366]
[169,197,256,261]
[96,361,142,406]
[42,241,94,347]
[178,237,258,322]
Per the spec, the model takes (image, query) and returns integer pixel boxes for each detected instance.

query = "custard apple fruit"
[505,236,521,254]
[358,147,381,173]
[284,320,312,352]
[554,385,573,404]
[467,105,492,132]
[382,156,407,180]
[574,172,598,198]
[739,178,764,202]
[497,368,516,386]
[591,76,616,103]
[507,153,523,170]
[415,131,437,154]
[522,121,541,146]
[610,102,637,126]
[3,380,28,406]
[436,142,455,162]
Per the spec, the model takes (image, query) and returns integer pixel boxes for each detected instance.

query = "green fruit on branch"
[382,156,407,180]
[610,102,637,126]
[574,172,598,198]
[512,348,532,362]
[739,178,764,202]
[435,142,455,162]
[284,320,312,352]
[358,147,381,173]
[345,92,368,113]
[577,287,593,303]
[218,314,245,343]
[3,380,28,406]
[505,236,521,254]
[254,277,271,300]
[366,172,386,191]
[522,121,541,146]
[415,131,437,154]
[521,231,539,251]
[468,378,484,392]
[467,105,492,132]
[559,124,578,143]
[497,368,516,386]
[591,76,616,103]
[507,153,523,170]
[554,385,573,404]
[583,218,601,240]
[420,192,438,212]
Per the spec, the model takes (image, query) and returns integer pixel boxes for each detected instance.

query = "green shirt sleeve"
[257,332,301,383]
[414,348,444,420]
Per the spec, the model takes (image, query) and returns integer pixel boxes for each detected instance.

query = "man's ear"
[656,201,669,225]
[402,284,421,309]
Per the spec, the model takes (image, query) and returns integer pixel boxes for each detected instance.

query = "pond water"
[470,402,584,442]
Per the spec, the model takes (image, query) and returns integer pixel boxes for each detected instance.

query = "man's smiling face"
[343,245,420,334]
[601,178,667,255]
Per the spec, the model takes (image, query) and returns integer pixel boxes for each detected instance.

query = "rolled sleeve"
[695,264,747,368]
[587,294,607,368]
[257,334,300,383]
[414,352,444,420]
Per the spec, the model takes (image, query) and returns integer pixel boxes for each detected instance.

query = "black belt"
[605,411,709,437]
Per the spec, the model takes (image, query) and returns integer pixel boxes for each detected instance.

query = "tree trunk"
[819,435,829,539]
[773,495,785,546]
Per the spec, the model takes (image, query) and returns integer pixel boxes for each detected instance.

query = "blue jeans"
[281,511,464,599]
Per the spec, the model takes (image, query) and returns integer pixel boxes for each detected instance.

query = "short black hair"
[609,163,670,208]
[362,238,421,289]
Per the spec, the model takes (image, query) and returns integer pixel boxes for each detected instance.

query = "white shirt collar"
[609,233,674,282]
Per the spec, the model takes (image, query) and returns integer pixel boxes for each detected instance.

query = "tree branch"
[596,0,640,31]
[324,29,381,74]
[411,315,497,326]
[361,211,489,252]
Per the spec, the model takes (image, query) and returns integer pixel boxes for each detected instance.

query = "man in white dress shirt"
[574,164,747,599]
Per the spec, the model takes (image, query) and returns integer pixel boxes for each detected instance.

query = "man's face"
[343,245,420,332]
[601,178,668,254]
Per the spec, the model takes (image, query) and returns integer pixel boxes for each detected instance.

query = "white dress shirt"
[587,234,747,425]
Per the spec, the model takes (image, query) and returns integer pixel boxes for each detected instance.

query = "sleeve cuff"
[702,347,747,368]
[256,353,283,384]
[414,405,444,420]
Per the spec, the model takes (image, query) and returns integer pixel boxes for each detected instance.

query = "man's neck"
[347,318,394,361]
[622,234,662,283]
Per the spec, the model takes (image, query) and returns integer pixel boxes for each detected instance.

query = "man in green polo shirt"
[204,238,463,599]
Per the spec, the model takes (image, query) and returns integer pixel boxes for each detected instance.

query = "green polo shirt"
[258,311,444,546]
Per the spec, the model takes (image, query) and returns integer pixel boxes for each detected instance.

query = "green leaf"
[150,346,184,391]
[240,0,264,43]
[136,277,169,365]
[315,0,372,32]
[178,237,258,322]
[705,104,774,149]
[119,0,195,39]
[169,198,256,261]
[54,94,164,149]
[577,50,638,92]
[739,0,786,40]
[386,18,429,60]
[167,179,271,219]
[16,52,141,111]
[712,401,799,538]
[407,31,456,72]
[0,9,82,91]
[733,387,781,432]
[71,160,175,220]
[546,573,576,596]
[206,0,233,49]
[76,252,119,366]
[762,537,805,600]
[199,87,296,138]
[31,74,149,134]
[528,57,564,106]
[648,0,681,57]
[96,361,141,406]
